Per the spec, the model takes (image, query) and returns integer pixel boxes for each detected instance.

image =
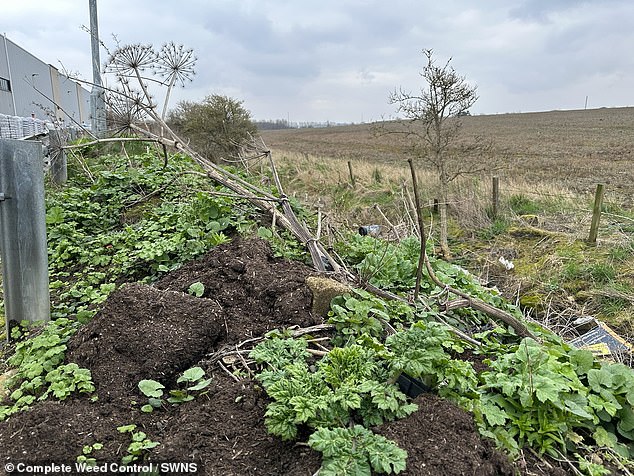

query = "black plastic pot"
[397,373,431,398]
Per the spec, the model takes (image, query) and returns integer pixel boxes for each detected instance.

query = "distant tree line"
[255,119,357,130]
[255,119,294,130]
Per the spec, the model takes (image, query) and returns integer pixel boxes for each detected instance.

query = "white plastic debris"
[498,256,515,270]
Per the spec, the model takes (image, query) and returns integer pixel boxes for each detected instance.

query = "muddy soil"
[0,238,571,475]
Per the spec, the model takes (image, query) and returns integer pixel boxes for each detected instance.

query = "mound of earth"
[0,238,569,475]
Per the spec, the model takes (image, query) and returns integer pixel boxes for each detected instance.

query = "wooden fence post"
[492,176,500,219]
[347,161,355,188]
[588,183,605,243]
[49,130,67,185]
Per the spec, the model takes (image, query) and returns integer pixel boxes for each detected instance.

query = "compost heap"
[0,238,567,475]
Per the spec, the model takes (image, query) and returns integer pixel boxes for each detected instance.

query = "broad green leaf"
[257,227,273,239]
[145,397,161,409]
[617,405,634,432]
[569,349,595,375]
[187,282,205,298]
[533,376,562,403]
[178,366,205,383]
[138,379,164,398]
[564,398,594,421]
[593,427,619,448]
[587,368,612,391]
[481,401,508,426]
[188,378,212,391]
[117,424,136,433]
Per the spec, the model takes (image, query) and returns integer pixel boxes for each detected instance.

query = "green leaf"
[593,427,619,448]
[480,398,508,426]
[117,424,137,433]
[617,405,634,433]
[148,397,163,408]
[187,282,205,298]
[533,376,562,403]
[587,368,613,391]
[46,206,65,225]
[188,378,212,391]
[140,404,154,413]
[569,349,595,375]
[177,366,205,383]
[257,227,273,239]
[564,400,594,421]
[138,379,165,398]
[167,390,194,404]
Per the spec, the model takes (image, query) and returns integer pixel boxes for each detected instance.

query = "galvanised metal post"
[0,139,50,338]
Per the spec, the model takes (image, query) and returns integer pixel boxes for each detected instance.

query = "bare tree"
[389,49,485,258]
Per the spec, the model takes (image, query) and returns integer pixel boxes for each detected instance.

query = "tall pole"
[89,0,106,136]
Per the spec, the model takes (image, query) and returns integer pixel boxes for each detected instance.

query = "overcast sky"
[3,0,634,123]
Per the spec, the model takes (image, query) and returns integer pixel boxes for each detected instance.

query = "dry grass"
[263,107,634,207]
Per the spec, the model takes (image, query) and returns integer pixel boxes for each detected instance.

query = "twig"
[553,450,583,476]
[307,349,328,357]
[63,136,162,150]
[605,448,634,476]
[402,183,420,238]
[235,344,255,379]
[217,361,241,383]
[373,204,400,240]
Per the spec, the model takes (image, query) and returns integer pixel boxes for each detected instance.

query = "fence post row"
[0,139,50,339]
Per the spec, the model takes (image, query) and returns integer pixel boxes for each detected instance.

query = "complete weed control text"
[4,461,198,474]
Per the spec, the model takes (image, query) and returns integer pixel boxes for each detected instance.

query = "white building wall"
[0,34,89,126]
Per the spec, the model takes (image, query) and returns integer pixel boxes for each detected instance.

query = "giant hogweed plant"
[334,234,523,333]
[250,335,415,475]
[0,318,95,421]
[46,152,242,321]
[476,337,634,463]
[288,235,634,474]
[249,314,483,475]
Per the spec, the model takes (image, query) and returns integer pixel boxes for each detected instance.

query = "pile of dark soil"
[0,238,570,475]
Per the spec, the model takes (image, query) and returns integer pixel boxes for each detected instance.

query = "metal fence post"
[0,139,50,338]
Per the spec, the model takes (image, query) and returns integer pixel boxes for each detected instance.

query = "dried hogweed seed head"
[155,42,197,86]
[106,89,150,135]
[106,43,157,75]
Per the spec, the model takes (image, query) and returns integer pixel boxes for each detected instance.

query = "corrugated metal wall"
[0,34,90,127]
